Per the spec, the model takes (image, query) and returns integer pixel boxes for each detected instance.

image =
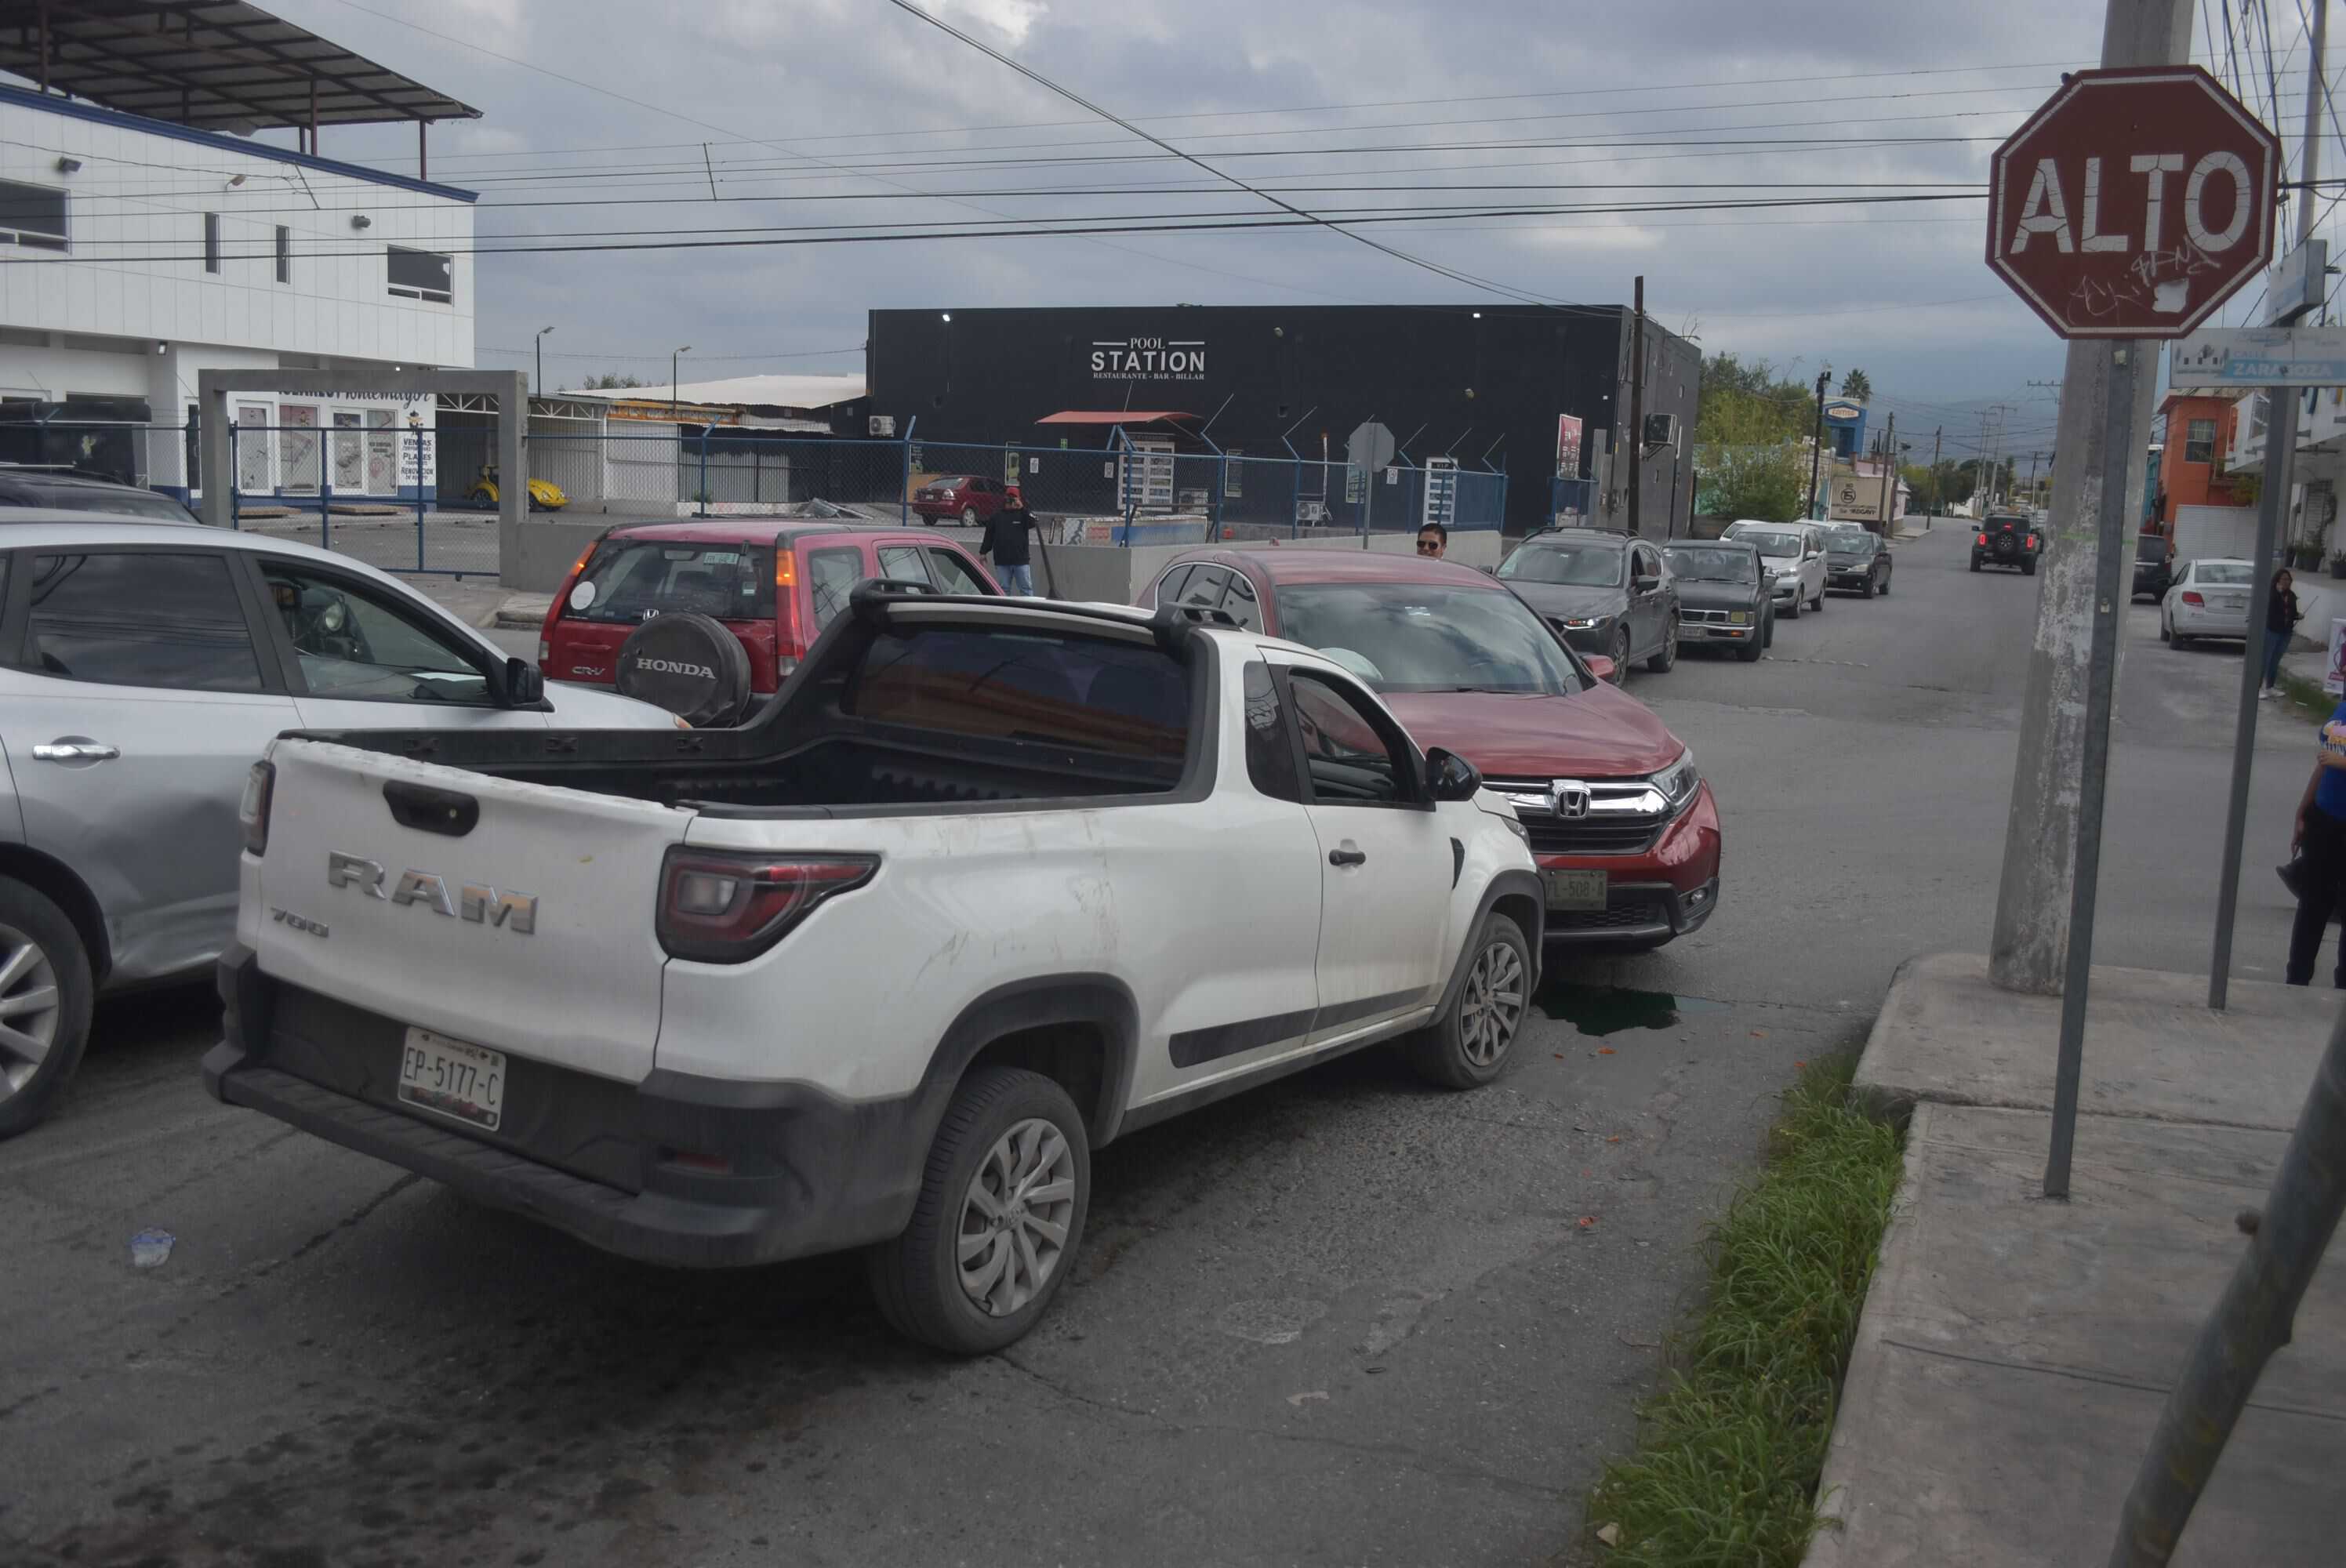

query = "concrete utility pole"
[2211,0,2327,1011]
[1628,274,1646,537]
[1988,0,2192,998]
[1929,426,1943,521]
[1879,412,1898,528]
[1806,367,1832,520]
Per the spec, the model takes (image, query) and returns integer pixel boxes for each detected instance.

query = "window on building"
[386,246,452,304]
[0,179,67,250]
[2185,418,2216,466]
[275,226,291,285]
[203,212,220,274]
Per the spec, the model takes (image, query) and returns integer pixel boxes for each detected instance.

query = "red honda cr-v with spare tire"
[539,521,1001,724]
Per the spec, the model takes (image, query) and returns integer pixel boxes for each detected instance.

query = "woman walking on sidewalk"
[2261,567,2303,699]
[2286,702,2346,984]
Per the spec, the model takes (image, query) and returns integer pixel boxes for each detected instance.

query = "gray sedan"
[0,517,677,1139]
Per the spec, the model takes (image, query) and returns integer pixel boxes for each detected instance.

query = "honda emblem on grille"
[1550,779,1592,818]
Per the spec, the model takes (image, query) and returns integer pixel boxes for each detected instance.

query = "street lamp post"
[672,347,692,420]
[535,325,554,394]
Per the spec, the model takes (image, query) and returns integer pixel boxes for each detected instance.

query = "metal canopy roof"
[0,1,481,132]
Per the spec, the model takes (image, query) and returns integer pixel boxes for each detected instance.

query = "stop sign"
[1988,66,2279,339]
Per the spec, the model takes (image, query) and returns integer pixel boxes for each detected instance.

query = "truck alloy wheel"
[870,1066,1092,1353]
[957,1116,1077,1317]
[1408,914,1531,1089]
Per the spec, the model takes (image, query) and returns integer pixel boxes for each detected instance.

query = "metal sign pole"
[2210,387,2301,1010]
[2046,340,2141,1198]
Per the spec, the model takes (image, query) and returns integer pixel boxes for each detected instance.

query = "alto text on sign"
[1987,67,2279,339]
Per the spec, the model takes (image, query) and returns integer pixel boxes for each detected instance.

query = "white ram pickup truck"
[205,587,1543,1352]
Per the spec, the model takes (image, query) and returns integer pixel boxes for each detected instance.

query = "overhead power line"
[875,0,1564,306]
[5,189,1988,265]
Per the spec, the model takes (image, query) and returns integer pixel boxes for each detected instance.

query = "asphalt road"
[0,521,2318,1568]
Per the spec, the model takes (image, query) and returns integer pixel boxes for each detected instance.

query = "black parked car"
[1970,512,2042,575]
[0,466,199,524]
[1822,524,1893,597]
[2133,531,2175,601]
[1494,528,1680,678]
[1661,539,1771,662]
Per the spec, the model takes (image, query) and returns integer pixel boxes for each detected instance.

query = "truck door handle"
[33,739,119,763]
[1328,844,1367,867]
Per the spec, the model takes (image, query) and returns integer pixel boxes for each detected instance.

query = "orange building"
[2154,390,2248,530]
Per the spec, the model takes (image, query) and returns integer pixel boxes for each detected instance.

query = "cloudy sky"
[243,0,2342,463]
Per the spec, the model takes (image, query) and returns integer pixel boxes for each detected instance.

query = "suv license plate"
[1544,869,1608,911]
[398,1028,507,1132]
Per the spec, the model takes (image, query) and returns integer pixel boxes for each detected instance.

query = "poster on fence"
[2329,619,2346,695]
[398,430,435,488]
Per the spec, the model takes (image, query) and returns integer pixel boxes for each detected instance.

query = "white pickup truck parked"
[205,588,1543,1352]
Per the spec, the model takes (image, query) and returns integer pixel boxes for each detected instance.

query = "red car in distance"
[910,474,1014,527]
[1140,549,1721,951]
[541,520,998,699]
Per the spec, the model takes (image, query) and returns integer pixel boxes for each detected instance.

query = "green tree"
[1839,367,1872,402]
[577,372,645,390]
[1698,352,1814,443]
[1702,441,1807,521]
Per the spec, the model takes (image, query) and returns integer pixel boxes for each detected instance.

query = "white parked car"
[1723,520,1828,618]
[208,590,1545,1352]
[2161,558,2257,646]
[0,517,678,1138]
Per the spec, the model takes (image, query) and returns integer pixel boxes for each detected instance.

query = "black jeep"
[1970,513,2041,575]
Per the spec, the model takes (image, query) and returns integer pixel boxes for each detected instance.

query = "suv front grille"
[1683,608,1729,624]
[1486,775,1675,858]
[1523,820,1658,855]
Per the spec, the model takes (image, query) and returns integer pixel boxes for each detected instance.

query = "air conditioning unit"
[868,414,897,437]
[1641,412,1678,452]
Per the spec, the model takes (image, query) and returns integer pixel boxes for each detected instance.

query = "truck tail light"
[656,850,877,962]
[239,760,275,856]
[2183,591,2206,607]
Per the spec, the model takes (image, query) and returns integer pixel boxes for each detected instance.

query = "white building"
[0,3,479,503]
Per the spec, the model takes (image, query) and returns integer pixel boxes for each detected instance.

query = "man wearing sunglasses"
[1416,522,1448,560]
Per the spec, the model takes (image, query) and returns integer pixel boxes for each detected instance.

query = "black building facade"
[866,303,1700,535]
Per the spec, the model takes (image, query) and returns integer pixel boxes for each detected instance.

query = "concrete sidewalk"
[1808,953,2346,1567]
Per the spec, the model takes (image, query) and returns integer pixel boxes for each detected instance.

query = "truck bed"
[285,595,1208,817]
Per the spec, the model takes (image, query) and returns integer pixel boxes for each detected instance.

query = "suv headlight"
[1728,610,1752,625]
[1560,614,1610,630]
[1651,748,1699,808]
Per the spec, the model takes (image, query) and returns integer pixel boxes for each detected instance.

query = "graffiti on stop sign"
[1988,67,2279,339]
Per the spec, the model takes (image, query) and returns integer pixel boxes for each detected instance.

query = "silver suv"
[0,517,677,1138]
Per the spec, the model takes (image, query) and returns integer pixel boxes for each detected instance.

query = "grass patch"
[1585,1054,1905,1566]
[2276,668,2333,727]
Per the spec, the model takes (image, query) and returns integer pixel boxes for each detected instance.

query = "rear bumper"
[2171,608,2250,637]
[203,947,925,1269]
[1534,783,1722,946]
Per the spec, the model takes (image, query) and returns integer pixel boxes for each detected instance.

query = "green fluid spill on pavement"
[1538,984,1731,1036]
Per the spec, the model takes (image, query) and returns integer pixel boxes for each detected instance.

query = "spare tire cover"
[613,613,751,727]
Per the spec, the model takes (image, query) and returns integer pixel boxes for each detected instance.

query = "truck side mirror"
[1425,747,1483,802]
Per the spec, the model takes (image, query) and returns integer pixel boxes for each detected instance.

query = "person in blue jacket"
[2286,699,2346,984]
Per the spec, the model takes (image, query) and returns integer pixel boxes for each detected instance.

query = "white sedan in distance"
[2160,558,2257,647]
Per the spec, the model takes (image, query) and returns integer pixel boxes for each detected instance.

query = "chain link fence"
[4,419,1510,579]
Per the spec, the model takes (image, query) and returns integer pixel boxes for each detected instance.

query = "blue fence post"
[414,424,428,565]
[900,419,917,527]
[696,425,710,517]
